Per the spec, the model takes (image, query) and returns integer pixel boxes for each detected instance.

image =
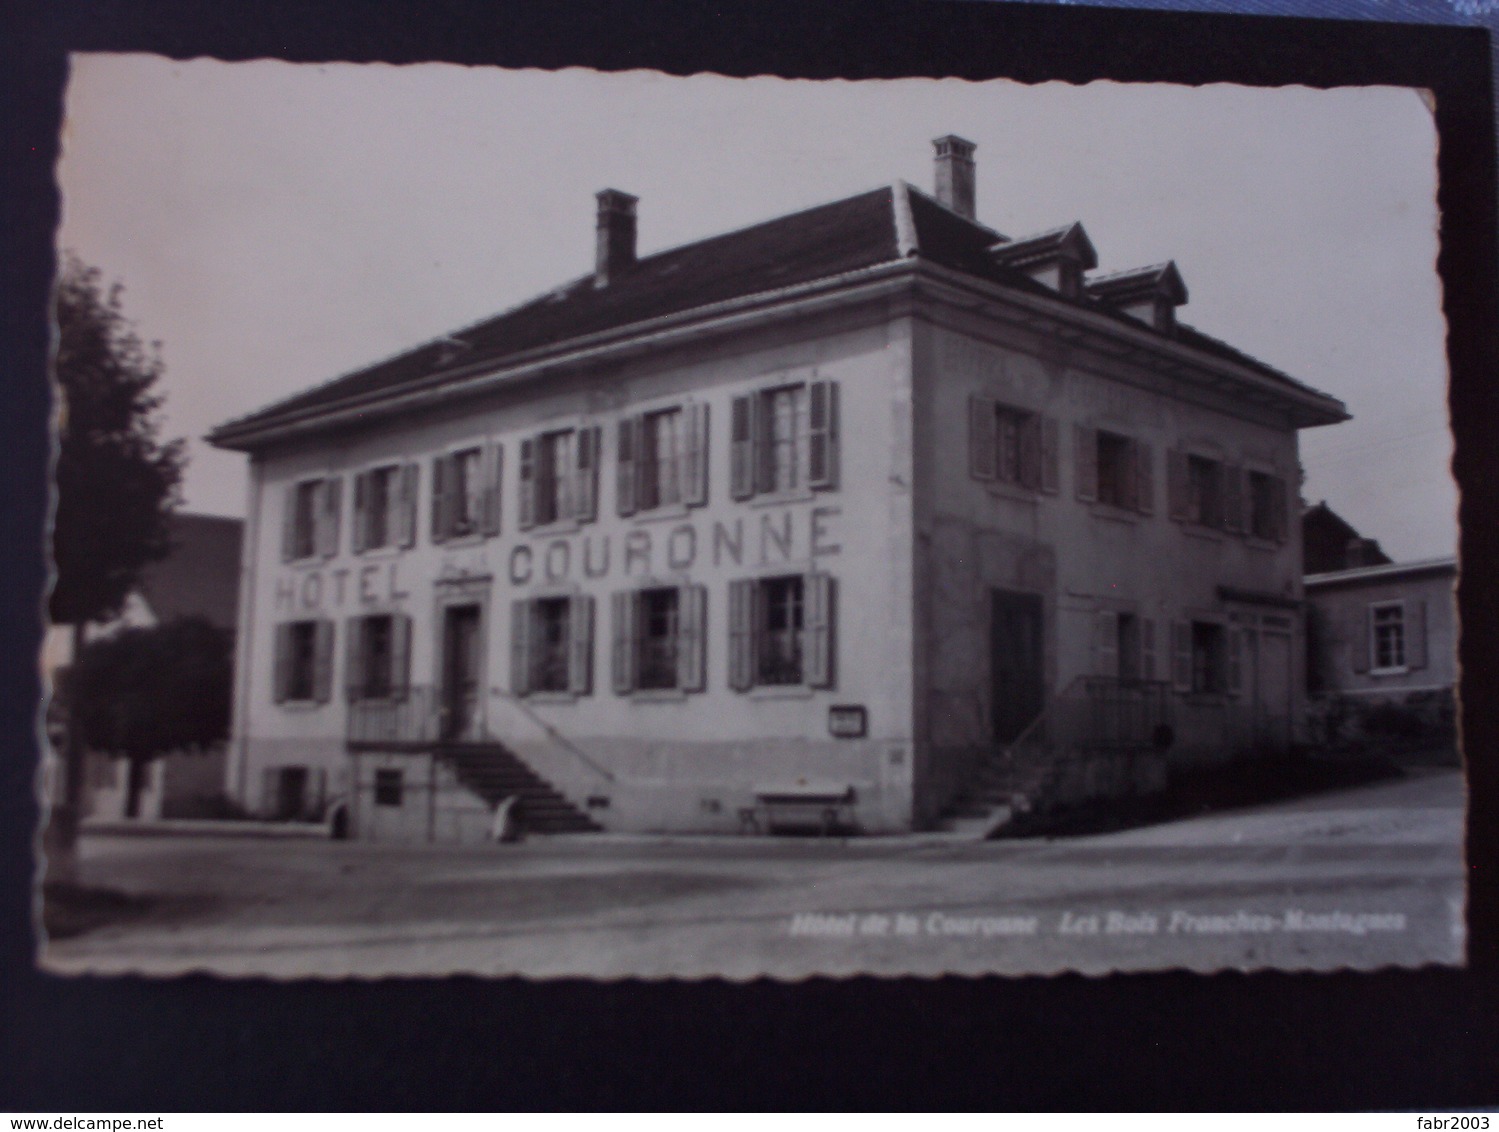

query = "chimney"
[933,135,977,221]
[595,189,638,287]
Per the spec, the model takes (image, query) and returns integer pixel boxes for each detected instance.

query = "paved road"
[42,768,1466,979]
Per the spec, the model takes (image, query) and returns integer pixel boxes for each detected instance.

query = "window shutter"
[510,599,532,695]
[678,584,707,693]
[1141,618,1157,682]
[344,616,365,702]
[317,478,342,559]
[616,416,639,517]
[1227,629,1243,695]
[481,442,503,537]
[517,439,536,530]
[1093,610,1119,677]
[1271,474,1290,543]
[431,455,450,543]
[1040,417,1060,494]
[804,573,835,689]
[1074,425,1098,503]
[312,619,335,704]
[571,427,600,523]
[282,485,301,562]
[1408,600,1428,669]
[1019,413,1043,491]
[352,473,369,555]
[1222,464,1245,534]
[684,402,710,506]
[273,623,291,703]
[807,380,839,490]
[730,394,756,500]
[1171,621,1193,692]
[1135,441,1155,515]
[1352,607,1372,674]
[611,590,636,694]
[392,614,412,700]
[728,579,755,691]
[398,463,419,548]
[969,395,997,482]
[1167,449,1190,521]
[568,594,595,695]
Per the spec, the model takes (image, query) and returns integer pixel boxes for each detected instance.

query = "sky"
[55,56,1454,561]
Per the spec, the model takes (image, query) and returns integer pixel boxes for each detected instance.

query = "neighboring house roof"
[135,513,243,630]
[1302,500,1394,574]
[209,181,1346,450]
[1304,555,1457,590]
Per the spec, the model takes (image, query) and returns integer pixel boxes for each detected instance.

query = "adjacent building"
[209,137,1348,839]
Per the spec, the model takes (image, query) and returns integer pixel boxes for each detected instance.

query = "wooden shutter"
[1135,440,1155,515]
[431,455,450,543]
[807,379,838,490]
[678,584,707,692]
[969,395,997,482]
[391,614,412,700]
[1271,474,1290,543]
[611,590,636,694]
[1074,425,1098,503]
[398,463,419,548]
[572,427,600,523]
[728,579,756,691]
[1141,618,1157,682]
[1167,449,1190,521]
[517,438,537,530]
[1093,610,1119,677]
[344,616,365,701]
[730,394,757,500]
[684,402,710,506]
[272,623,291,703]
[312,619,335,704]
[568,594,595,695]
[280,485,297,562]
[1040,417,1060,494]
[1352,606,1372,674]
[1226,628,1243,695]
[352,472,369,554]
[1019,413,1042,491]
[804,573,835,689]
[1407,600,1428,669]
[317,477,342,559]
[1171,621,1193,692]
[510,599,532,695]
[481,442,503,537]
[616,416,639,516]
[1222,464,1245,534]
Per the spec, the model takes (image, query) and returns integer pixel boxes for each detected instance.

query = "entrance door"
[441,604,483,741]
[1255,630,1293,752]
[991,589,1045,744]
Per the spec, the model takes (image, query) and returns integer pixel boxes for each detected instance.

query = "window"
[1371,602,1406,670]
[1186,456,1223,528]
[510,594,595,696]
[969,395,1058,493]
[1170,620,1240,695]
[273,619,334,704]
[1248,470,1289,542]
[519,426,600,528]
[617,404,709,516]
[354,464,418,552]
[374,768,403,807]
[1093,611,1150,680]
[1076,427,1153,513]
[611,585,707,693]
[731,379,839,499]
[344,613,412,701]
[728,573,835,690]
[432,444,502,542]
[280,477,342,561]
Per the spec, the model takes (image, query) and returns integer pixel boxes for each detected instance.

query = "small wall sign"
[828,704,867,738]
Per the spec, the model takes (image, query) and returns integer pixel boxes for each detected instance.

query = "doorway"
[441,603,483,741]
[1254,630,1293,752]
[991,589,1045,744]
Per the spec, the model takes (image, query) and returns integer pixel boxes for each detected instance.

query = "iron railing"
[346,685,441,747]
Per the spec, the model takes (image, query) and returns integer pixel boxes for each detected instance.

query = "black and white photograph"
[38,57,1463,980]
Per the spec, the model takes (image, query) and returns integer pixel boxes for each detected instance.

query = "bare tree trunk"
[125,758,147,819]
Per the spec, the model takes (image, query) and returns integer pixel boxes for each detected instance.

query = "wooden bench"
[749,783,858,836]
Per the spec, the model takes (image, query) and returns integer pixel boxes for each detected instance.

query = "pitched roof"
[210,182,1339,447]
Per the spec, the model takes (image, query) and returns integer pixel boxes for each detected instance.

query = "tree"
[48,255,184,864]
[69,618,232,818]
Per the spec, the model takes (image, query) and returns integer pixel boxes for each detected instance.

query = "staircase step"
[440,741,601,834]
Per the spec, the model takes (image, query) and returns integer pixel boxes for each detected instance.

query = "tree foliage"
[50,254,184,626]
[69,617,233,815]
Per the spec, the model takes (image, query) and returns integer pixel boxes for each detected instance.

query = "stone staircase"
[935,751,1055,838]
[439,742,603,834]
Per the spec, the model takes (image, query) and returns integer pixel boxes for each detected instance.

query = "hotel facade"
[209,138,1348,839]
